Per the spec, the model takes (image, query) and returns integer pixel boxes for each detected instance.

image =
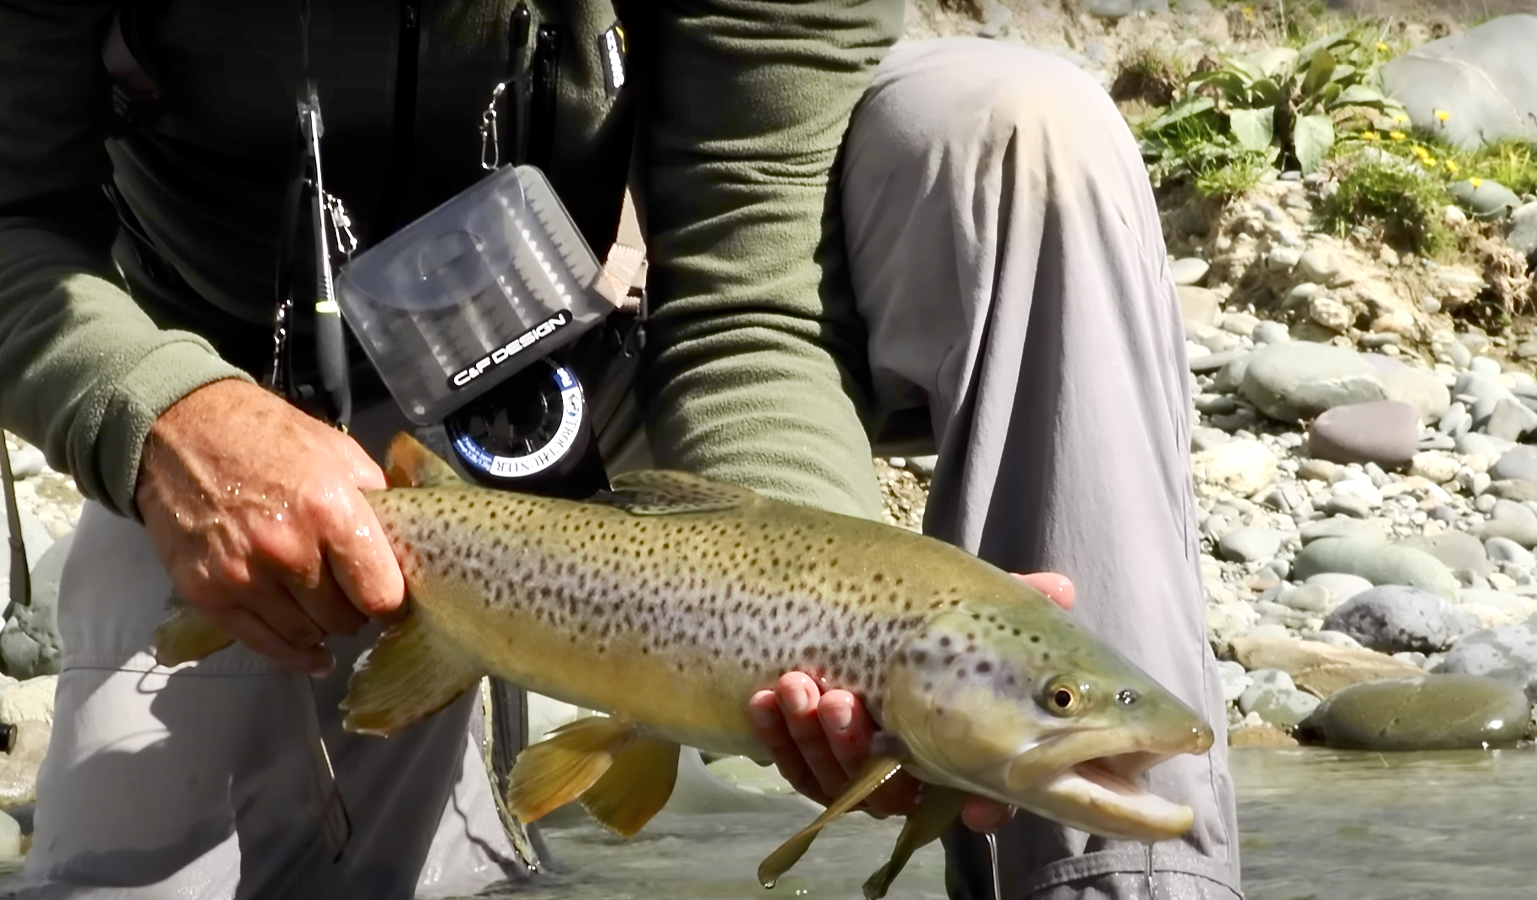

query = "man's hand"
[748,572,1076,833]
[134,379,406,675]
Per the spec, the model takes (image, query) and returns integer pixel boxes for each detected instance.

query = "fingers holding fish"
[1013,572,1074,610]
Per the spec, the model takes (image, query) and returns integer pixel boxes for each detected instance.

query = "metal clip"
[325,192,358,260]
[480,81,507,171]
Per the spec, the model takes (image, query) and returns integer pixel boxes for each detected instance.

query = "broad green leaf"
[1229,107,1276,151]
[1299,28,1356,61]
[1332,64,1358,84]
[1249,77,1284,106]
[1226,56,1267,84]
[1188,69,1249,100]
[1147,95,1216,132]
[1293,113,1335,175]
[1301,49,1337,100]
[1320,82,1344,109]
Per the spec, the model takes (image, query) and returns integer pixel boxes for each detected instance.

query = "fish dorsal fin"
[592,470,761,516]
[384,432,469,489]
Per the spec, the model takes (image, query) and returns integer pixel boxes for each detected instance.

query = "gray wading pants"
[16,36,1240,900]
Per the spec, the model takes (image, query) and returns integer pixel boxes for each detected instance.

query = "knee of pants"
[853,37,1148,208]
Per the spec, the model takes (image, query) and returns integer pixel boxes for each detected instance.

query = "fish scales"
[367,484,1001,757]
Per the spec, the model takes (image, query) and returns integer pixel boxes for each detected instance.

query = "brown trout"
[156,432,1214,898]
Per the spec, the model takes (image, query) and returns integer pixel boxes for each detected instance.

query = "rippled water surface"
[0,747,1532,899]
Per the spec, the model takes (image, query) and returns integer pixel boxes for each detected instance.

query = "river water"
[0,746,1531,898]
[481,746,1537,900]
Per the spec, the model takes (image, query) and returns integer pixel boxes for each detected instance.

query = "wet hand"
[747,572,1075,832]
[134,379,406,675]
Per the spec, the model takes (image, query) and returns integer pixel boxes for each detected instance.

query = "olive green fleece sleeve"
[0,2,252,521]
[636,0,905,522]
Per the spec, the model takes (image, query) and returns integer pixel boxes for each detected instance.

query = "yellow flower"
[1242,5,1254,20]
[1393,113,1410,123]
[1444,160,1460,174]
[1470,177,1484,188]
[1390,131,1406,141]
[1362,131,1380,141]
[1435,109,1450,122]
[1422,156,1438,166]
[1376,42,1389,52]
[1412,145,1430,158]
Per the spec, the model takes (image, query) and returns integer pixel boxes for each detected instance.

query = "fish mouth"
[1031,751,1194,842]
[1005,726,1213,843]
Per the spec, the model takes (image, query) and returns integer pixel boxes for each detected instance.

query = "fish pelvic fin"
[153,594,235,666]
[757,754,904,890]
[384,432,468,489]
[339,609,482,737]
[506,715,639,826]
[577,732,681,838]
[594,470,762,516]
[862,786,968,900]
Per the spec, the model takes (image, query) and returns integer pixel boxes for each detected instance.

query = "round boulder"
[1321,585,1478,654]
[1291,537,1461,600]
[1297,674,1533,751]
[1239,343,1386,423]
[1306,400,1421,470]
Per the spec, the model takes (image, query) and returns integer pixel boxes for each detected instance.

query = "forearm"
[0,218,251,520]
[637,0,905,521]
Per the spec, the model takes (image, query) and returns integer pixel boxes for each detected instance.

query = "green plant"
[1316,158,1454,257]
[1135,28,1406,195]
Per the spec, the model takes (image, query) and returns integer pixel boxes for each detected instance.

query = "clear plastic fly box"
[335,164,622,426]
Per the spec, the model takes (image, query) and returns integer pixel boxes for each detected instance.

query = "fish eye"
[1117,689,1140,708]
[1044,680,1081,716]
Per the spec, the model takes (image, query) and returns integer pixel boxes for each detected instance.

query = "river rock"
[1488,479,1537,503]
[1375,365,1452,425]
[1291,537,1460,600]
[1229,636,1424,698]
[1190,440,1277,497]
[0,533,68,680]
[1303,573,1376,606]
[1398,531,1494,580]
[0,677,56,727]
[1305,401,1420,470]
[1485,398,1537,442]
[1299,517,1388,545]
[1238,681,1320,730]
[1296,674,1534,751]
[1491,446,1537,484]
[1382,14,1537,149]
[1218,528,1287,564]
[0,809,18,859]
[1508,201,1537,265]
[1471,517,1537,550]
[0,720,49,810]
[1434,622,1537,701]
[1239,343,1386,423]
[1321,586,1477,654]
[1179,285,1223,330]
[1295,246,1344,285]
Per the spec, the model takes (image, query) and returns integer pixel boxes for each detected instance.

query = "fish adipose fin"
[862,786,968,900]
[384,432,469,489]
[757,754,904,889]
[153,593,235,666]
[339,610,483,736]
[593,470,762,516]
[507,715,679,837]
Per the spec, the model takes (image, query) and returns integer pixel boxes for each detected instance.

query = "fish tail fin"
[153,594,235,666]
[340,609,483,736]
[507,716,680,838]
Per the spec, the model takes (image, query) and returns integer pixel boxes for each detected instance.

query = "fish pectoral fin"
[577,735,681,838]
[757,754,904,889]
[862,786,968,900]
[339,608,483,737]
[594,470,761,516]
[153,594,235,666]
[507,715,639,825]
[384,432,468,489]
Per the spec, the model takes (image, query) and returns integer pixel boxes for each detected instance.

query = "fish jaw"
[876,597,1216,843]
